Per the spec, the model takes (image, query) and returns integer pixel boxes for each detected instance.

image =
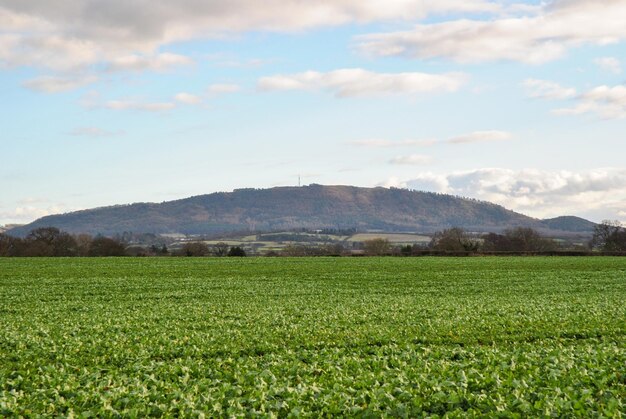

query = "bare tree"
[363,238,391,256]
[481,232,512,252]
[26,227,78,256]
[0,233,22,257]
[181,242,210,257]
[88,236,126,256]
[503,227,556,252]
[320,243,344,256]
[591,220,626,252]
[281,244,310,256]
[430,228,479,252]
[75,234,93,256]
[213,242,229,257]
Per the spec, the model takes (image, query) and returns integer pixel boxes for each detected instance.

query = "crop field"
[347,233,431,244]
[1,257,625,416]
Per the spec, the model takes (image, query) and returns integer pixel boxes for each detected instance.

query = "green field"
[1,257,625,417]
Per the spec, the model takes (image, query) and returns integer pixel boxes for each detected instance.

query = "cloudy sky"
[1,0,626,225]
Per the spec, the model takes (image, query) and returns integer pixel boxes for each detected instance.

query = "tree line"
[0,227,246,257]
[0,228,127,257]
[430,227,557,253]
[1,221,624,257]
[376,222,626,255]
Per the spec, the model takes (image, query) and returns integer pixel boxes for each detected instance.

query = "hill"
[540,216,597,233]
[7,185,594,237]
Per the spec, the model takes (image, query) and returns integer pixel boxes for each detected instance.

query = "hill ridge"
[7,185,595,237]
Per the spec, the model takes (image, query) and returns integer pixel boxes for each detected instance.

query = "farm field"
[169,230,433,255]
[1,257,625,416]
[347,233,431,244]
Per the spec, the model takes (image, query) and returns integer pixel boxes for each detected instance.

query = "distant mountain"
[7,185,595,237]
[540,216,597,233]
[0,224,23,234]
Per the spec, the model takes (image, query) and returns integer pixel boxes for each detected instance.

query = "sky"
[1,0,626,226]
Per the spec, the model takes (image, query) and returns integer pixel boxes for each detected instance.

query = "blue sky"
[1,0,626,225]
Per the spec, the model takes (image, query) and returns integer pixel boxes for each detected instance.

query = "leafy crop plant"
[0,257,624,416]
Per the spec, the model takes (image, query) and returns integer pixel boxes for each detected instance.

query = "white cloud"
[106,53,193,72]
[208,83,242,94]
[0,204,75,224]
[259,69,467,97]
[554,85,626,119]
[171,84,241,104]
[0,1,498,72]
[446,130,512,144]
[105,100,176,112]
[524,79,577,100]
[379,176,405,188]
[349,138,437,147]
[68,127,121,137]
[209,56,271,68]
[0,7,52,32]
[382,172,449,191]
[501,3,543,16]
[21,75,97,93]
[389,154,433,165]
[357,1,626,64]
[0,34,100,71]
[385,168,626,220]
[83,86,237,112]
[174,92,202,105]
[350,139,396,147]
[594,57,622,74]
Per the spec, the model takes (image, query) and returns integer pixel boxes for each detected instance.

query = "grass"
[1,257,625,416]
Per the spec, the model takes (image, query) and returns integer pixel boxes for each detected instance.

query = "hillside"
[7,185,594,237]
[541,216,597,233]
